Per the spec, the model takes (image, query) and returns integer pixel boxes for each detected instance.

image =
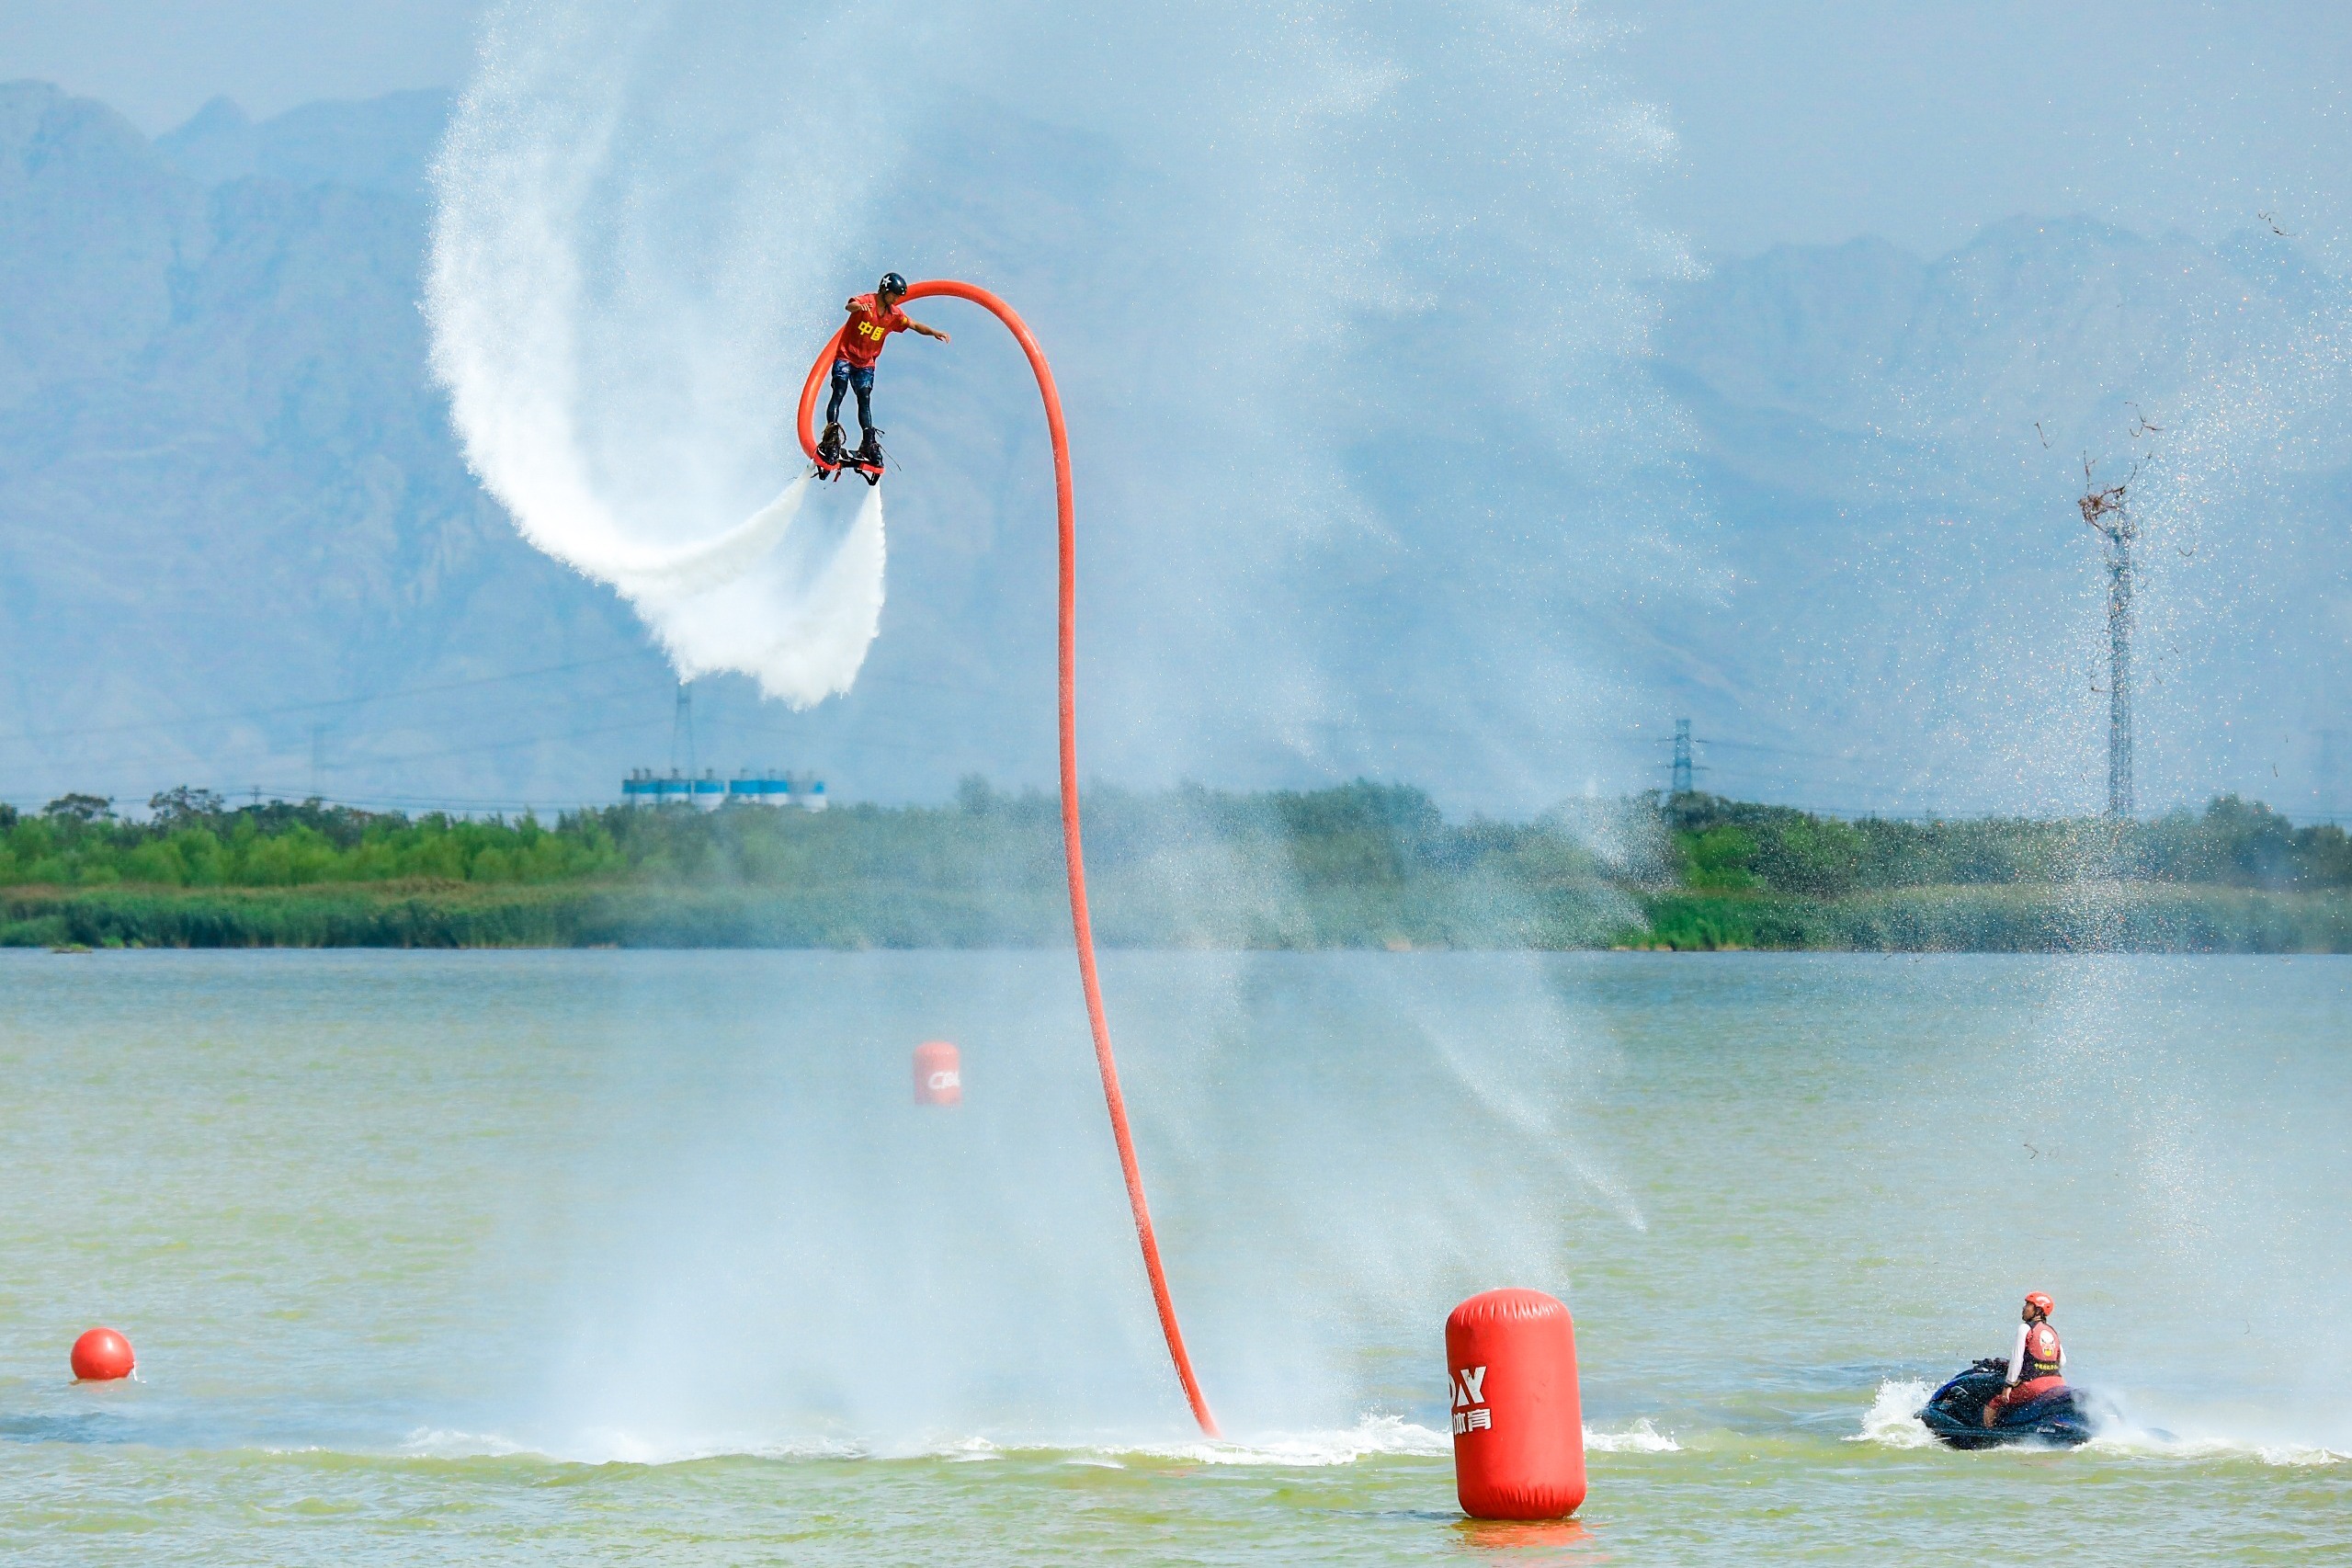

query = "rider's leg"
[852,366,881,460]
[851,365,876,438]
[825,358,851,428]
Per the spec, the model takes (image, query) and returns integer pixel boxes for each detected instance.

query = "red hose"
[799,281,1219,1437]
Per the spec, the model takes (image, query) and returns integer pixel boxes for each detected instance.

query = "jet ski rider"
[822,272,950,469]
[1983,1291,2065,1427]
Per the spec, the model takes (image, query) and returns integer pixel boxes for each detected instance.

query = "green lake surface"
[1,950,2345,1563]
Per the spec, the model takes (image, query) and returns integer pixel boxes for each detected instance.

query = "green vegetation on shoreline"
[5,784,2348,952]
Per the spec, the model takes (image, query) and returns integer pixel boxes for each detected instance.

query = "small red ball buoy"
[913,1040,961,1106]
[1447,1289,1584,1520]
[71,1326,135,1382]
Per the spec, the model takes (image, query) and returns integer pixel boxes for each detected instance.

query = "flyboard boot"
[847,426,886,486]
[814,421,847,478]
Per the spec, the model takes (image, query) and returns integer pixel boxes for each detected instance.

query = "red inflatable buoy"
[1447,1289,1585,1520]
[913,1040,961,1106]
[71,1326,135,1382]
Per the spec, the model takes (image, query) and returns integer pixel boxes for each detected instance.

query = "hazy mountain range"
[2,80,2345,818]
[0,81,657,814]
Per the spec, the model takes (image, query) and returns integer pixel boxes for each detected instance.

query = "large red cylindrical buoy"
[1447,1289,1585,1520]
[71,1326,135,1382]
[913,1040,961,1106]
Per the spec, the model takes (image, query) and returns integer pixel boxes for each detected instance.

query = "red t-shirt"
[837,292,909,368]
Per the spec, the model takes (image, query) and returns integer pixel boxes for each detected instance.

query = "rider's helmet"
[2024,1291,2055,1318]
[878,271,909,299]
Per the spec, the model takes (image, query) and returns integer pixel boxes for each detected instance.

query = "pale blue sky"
[0,1,479,130]
[1615,0,2352,259]
[5,0,2347,259]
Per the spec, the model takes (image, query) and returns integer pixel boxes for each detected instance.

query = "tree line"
[1,781,2346,895]
[1662,792,2352,894]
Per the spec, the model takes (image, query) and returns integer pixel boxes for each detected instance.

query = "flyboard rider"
[1983,1291,2065,1427]
[819,272,950,472]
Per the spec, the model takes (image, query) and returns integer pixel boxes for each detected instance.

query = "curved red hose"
[799,280,1220,1437]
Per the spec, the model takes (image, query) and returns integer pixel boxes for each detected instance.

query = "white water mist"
[424,0,1694,1448]
[426,0,1697,790]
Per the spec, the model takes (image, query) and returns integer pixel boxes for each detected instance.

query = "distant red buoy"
[913,1040,961,1106]
[1447,1289,1584,1520]
[71,1326,135,1382]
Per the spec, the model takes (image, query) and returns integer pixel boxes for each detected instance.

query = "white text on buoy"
[913,1040,962,1105]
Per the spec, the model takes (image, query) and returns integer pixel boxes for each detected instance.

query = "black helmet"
[878,271,908,298]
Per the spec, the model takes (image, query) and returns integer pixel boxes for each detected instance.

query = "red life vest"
[2021,1321,2062,1381]
[837,292,908,368]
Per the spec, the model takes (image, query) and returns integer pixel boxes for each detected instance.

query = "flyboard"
[811,420,885,486]
[797,284,1221,1437]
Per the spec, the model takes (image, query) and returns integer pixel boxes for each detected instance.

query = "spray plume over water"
[467,951,1651,1454]
[426,0,1698,777]
[426,13,892,704]
[418,0,1694,1449]
[415,3,2352,1467]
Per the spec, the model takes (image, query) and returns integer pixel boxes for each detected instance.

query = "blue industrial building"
[620,768,826,810]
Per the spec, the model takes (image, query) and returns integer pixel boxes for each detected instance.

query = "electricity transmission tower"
[2079,457,2136,817]
[1651,718,1706,800]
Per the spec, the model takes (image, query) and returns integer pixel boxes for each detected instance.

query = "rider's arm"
[2005,1322,2030,1386]
[904,316,949,342]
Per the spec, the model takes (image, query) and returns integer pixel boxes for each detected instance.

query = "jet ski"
[1916,1358,2096,1449]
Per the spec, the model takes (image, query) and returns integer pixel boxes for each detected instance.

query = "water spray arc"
[798,280,1219,1437]
[2079,459,2136,817]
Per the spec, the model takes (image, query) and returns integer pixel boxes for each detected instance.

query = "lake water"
[1,950,2346,1563]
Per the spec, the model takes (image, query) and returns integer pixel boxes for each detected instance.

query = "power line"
[0,699,674,783]
[0,653,647,744]
[346,718,670,767]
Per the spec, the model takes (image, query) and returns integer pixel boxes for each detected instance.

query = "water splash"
[397,1412,1688,1468]
[426,3,891,706]
[1584,1417,1680,1453]
[611,479,885,702]
[2088,1431,2351,1468]
[1850,1378,1936,1449]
